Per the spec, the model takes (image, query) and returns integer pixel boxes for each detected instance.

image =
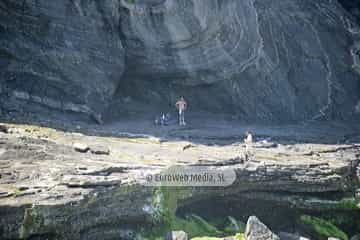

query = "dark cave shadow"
[176,192,360,238]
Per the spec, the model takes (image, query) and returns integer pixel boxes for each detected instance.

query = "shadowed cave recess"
[1,1,360,240]
[0,0,360,124]
[176,194,360,237]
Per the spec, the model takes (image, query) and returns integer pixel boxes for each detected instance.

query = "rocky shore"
[0,120,359,239]
[1,0,360,239]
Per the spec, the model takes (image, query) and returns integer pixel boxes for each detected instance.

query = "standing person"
[161,113,166,126]
[244,131,253,161]
[175,97,187,126]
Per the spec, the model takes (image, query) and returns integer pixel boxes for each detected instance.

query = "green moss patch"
[141,187,245,239]
[300,215,348,240]
[330,198,360,210]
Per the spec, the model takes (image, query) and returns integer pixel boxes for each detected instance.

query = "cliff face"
[0,0,359,122]
[0,0,125,122]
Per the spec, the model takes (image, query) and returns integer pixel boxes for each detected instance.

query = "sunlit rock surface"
[0,0,359,122]
[0,121,359,239]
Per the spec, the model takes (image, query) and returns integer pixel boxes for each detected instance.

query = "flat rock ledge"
[0,123,359,239]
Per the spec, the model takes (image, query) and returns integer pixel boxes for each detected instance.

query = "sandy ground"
[4,110,359,145]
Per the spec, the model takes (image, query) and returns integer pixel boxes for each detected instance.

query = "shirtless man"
[244,131,253,161]
[175,97,187,126]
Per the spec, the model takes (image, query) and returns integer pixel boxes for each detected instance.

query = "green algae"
[140,186,245,239]
[329,198,360,210]
[234,233,246,240]
[19,206,48,239]
[300,215,349,240]
[142,186,220,239]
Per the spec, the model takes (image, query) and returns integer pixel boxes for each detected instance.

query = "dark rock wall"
[0,0,125,121]
[0,0,359,122]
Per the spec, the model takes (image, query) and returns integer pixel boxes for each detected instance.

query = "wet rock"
[165,231,188,240]
[245,216,280,240]
[73,143,89,153]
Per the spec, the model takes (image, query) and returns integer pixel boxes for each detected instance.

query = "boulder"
[245,216,280,240]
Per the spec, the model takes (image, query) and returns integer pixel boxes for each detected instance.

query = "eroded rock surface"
[245,216,280,240]
[0,0,125,122]
[0,121,359,239]
[0,0,360,122]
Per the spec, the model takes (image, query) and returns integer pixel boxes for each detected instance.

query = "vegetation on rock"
[141,187,245,239]
[300,215,349,240]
